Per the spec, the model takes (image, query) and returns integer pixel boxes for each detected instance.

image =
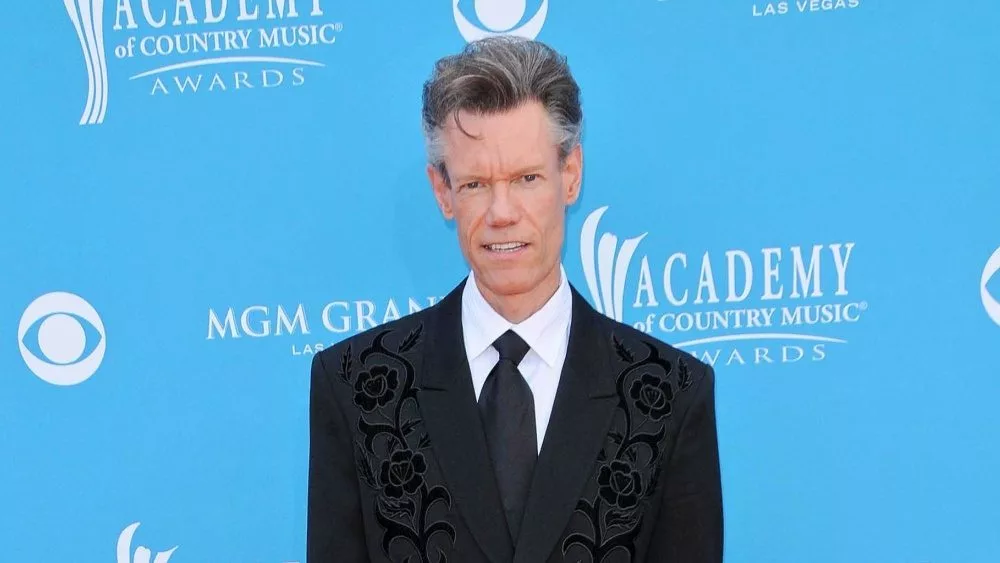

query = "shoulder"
[313,305,433,375]
[311,278,465,407]
[309,306,437,420]
[589,309,716,398]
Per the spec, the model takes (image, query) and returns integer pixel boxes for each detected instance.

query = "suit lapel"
[513,287,619,563]
[416,279,514,563]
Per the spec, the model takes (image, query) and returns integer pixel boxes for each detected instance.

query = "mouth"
[483,241,529,254]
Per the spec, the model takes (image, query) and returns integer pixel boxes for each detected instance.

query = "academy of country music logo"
[454,0,548,42]
[207,294,444,356]
[580,206,869,367]
[982,246,1000,328]
[64,0,344,125]
[18,292,107,386]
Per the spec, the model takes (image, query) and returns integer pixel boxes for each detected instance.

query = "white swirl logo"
[982,247,1000,327]
[454,0,549,42]
[18,292,106,386]
[117,522,177,563]
[580,206,647,322]
[64,0,109,125]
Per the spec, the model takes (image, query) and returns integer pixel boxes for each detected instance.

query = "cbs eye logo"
[18,292,106,386]
[454,0,549,42]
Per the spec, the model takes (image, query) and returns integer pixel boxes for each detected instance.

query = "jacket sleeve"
[307,351,371,563]
[646,363,724,562]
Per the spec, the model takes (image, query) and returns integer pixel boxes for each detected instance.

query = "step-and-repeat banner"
[2,1,998,562]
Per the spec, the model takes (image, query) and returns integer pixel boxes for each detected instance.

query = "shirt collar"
[462,265,572,368]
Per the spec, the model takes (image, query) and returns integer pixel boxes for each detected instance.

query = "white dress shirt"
[461,266,573,453]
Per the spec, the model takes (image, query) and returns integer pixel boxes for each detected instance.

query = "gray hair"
[421,36,583,182]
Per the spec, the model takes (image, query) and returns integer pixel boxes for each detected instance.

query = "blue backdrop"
[2,1,999,562]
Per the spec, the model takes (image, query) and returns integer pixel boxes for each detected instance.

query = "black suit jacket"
[308,279,723,563]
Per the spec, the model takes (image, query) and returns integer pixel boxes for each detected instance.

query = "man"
[308,37,723,563]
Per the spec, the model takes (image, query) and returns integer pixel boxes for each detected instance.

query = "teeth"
[487,242,526,252]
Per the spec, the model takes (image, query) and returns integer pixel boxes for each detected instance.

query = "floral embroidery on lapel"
[562,333,695,562]
[338,326,456,563]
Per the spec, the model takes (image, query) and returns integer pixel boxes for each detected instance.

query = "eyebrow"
[451,164,547,185]
[509,164,547,177]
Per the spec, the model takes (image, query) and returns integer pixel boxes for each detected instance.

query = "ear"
[561,144,583,205]
[427,163,455,220]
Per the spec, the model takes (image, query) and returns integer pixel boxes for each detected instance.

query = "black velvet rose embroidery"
[563,337,695,562]
[629,373,673,420]
[353,364,399,412]
[597,460,644,509]
[340,328,456,561]
[380,449,427,499]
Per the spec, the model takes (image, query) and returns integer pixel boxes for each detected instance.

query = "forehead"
[440,102,558,174]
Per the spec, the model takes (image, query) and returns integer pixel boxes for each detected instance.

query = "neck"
[477,265,562,324]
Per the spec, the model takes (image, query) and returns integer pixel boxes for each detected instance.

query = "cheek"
[539,196,565,245]
[453,200,486,246]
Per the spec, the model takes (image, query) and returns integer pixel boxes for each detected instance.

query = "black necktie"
[478,329,536,542]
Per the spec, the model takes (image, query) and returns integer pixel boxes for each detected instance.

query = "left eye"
[522,174,538,183]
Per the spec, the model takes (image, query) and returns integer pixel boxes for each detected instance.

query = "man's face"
[428,101,582,303]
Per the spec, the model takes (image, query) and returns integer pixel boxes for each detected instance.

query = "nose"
[485,182,519,228]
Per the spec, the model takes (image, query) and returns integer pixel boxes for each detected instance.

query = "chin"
[477,269,546,297]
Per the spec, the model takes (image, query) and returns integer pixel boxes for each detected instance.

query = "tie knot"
[493,330,530,365]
